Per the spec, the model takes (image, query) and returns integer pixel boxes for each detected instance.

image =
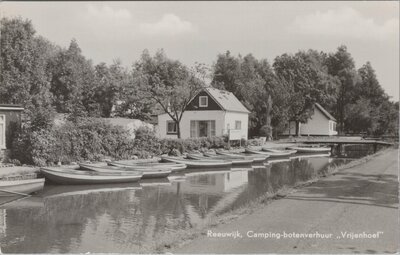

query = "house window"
[235,121,241,130]
[333,122,337,131]
[0,115,5,149]
[167,121,177,134]
[199,96,208,107]
[190,120,216,137]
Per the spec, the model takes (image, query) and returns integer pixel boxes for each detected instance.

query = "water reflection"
[1,155,353,253]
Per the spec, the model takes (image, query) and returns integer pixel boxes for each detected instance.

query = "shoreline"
[157,147,396,253]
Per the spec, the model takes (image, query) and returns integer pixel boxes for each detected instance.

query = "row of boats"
[1,145,331,197]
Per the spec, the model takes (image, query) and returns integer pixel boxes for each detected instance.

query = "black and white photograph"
[0,1,399,254]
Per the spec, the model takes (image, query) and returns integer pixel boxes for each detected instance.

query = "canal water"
[0,146,377,253]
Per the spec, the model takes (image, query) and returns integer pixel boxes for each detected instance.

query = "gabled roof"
[204,87,250,113]
[315,103,336,121]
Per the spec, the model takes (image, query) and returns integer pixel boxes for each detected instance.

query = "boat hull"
[104,163,172,178]
[108,161,186,173]
[161,156,232,168]
[289,146,331,153]
[0,179,45,196]
[216,151,267,162]
[201,153,254,165]
[41,168,142,185]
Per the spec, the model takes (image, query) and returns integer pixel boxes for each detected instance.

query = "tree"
[325,45,359,134]
[49,39,97,117]
[212,52,291,138]
[134,50,204,138]
[356,62,386,106]
[273,50,336,136]
[212,51,242,97]
[0,17,55,131]
[93,61,130,117]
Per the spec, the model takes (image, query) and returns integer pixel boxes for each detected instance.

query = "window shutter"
[210,120,216,136]
[190,120,196,138]
[0,115,5,149]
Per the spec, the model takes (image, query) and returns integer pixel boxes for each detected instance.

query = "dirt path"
[173,149,399,254]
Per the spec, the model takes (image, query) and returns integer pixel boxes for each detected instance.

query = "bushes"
[11,118,232,166]
[12,117,137,165]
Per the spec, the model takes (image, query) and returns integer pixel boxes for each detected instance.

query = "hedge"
[10,118,236,166]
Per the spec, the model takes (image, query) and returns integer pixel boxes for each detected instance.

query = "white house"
[283,103,338,136]
[156,87,250,140]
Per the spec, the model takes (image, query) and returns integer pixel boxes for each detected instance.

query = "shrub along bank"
[10,118,233,166]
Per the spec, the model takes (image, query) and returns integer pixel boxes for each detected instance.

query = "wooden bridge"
[295,138,394,153]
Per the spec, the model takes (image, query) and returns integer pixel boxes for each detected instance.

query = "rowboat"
[161,156,232,168]
[108,161,186,172]
[194,153,254,165]
[262,148,297,154]
[245,148,273,155]
[215,150,267,162]
[40,167,143,185]
[288,146,331,153]
[79,163,171,179]
[259,148,295,157]
[0,179,45,196]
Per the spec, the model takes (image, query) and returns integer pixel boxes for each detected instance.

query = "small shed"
[282,103,337,136]
[0,104,24,151]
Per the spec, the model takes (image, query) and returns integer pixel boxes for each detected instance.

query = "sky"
[2,1,399,101]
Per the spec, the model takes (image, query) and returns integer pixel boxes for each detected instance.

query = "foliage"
[0,17,56,131]
[134,49,205,138]
[212,52,286,138]
[273,50,339,136]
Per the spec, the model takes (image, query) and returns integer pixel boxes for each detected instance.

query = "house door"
[198,121,209,137]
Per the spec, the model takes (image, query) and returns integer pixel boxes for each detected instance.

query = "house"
[283,103,337,136]
[156,87,250,140]
[0,104,24,157]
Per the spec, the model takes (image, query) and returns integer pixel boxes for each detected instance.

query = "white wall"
[300,109,337,136]
[157,111,226,139]
[282,109,337,136]
[223,111,249,140]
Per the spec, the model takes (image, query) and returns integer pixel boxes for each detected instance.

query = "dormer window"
[199,96,208,107]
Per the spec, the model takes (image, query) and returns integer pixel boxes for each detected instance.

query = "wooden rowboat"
[79,163,171,179]
[161,156,232,168]
[40,167,143,185]
[0,178,45,196]
[215,150,267,162]
[262,148,297,154]
[288,146,331,153]
[192,153,254,165]
[107,161,186,172]
[245,148,273,155]
[259,148,295,157]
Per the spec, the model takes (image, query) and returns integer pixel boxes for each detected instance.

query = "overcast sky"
[2,1,399,101]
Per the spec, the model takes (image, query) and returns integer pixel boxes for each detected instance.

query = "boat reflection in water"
[1,155,352,253]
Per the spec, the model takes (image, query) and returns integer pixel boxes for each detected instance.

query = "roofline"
[315,103,336,121]
[204,87,250,114]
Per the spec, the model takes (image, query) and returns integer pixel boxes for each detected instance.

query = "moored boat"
[288,146,331,153]
[161,156,232,168]
[245,148,272,155]
[200,153,254,165]
[0,178,45,196]
[262,148,297,154]
[80,163,171,179]
[215,150,267,162]
[260,148,295,157]
[108,161,186,172]
[41,167,143,185]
